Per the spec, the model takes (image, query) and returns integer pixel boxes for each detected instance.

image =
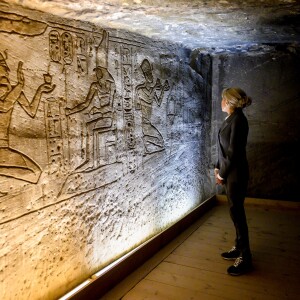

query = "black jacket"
[216,108,249,183]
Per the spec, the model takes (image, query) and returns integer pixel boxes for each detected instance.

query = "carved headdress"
[96,30,108,69]
[140,59,152,74]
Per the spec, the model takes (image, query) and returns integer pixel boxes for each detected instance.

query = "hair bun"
[222,87,252,109]
[241,95,252,108]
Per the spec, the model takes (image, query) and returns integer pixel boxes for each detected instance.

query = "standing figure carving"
[135,58,170,154]
[0,51,55,193]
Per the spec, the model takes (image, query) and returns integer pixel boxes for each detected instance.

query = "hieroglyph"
[0,10,175,223]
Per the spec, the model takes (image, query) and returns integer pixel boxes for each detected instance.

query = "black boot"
[227,256,252,276]
[221,246,240,260]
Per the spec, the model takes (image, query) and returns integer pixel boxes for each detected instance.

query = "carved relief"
[76,35,87,55]
[59,30,122,199]
[49,30,79,68]
[0,7,211,300]
[61,32,73,65]
[76,54,87,75]
[65,31,116,172]
[0,20,124,204]
[167,94,176,124]
[121,46,136,150]
[49,30,61,62]
[44,96,68,174]
[0,8,176,217]
[0,12,47,35]
[135,58,170,154]
[159,54,178,125]
[124,111,135,149]
[0,52,55,191]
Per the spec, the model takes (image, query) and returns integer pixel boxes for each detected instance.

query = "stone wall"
[211,45,300,201]
[0,4,213,299]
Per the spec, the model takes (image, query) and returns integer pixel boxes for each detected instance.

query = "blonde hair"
[222,87,252,109]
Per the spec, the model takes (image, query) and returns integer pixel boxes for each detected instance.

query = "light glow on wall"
[58,280,92,300]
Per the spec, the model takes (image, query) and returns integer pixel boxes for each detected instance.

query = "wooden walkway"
[100,199,300,300]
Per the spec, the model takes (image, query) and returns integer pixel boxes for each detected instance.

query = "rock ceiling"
[4,0,300,49]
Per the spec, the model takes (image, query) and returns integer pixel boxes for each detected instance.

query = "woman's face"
[221,98,227,112]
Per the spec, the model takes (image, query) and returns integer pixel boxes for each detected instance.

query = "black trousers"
[225,180,252,261]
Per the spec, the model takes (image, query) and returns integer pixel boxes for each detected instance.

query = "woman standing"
[214,87,252,276]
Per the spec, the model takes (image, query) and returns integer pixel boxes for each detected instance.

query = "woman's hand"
[215,177,224,185]
[214,169,224,185]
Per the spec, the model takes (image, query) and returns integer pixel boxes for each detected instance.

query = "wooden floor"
[100,199,300,300]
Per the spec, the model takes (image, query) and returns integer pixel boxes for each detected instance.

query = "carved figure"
[135,58,170,154]
[0,51,55,190]
[65,30,116,172]
[66,66,116,171]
